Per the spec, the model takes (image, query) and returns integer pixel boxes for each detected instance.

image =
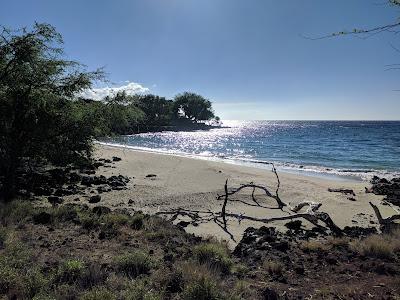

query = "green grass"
[0,200,35,225]
[193,242,233,274]
[182,276,222,300]
[123,279,162,300]
[114,251,155,278]
[81,286,116,300]
[0,235,48,298]
[56,259,86,284]
[103,213,131,227]
[130,213,145,230]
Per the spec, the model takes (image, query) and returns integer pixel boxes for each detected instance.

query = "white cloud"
[78,81,149,100]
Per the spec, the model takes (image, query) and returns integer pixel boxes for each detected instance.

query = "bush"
[0,240,47,298]
[114,251,154,278]
[130,213,145,230]
[263,260,284,276]
[0,226,8,248]
[103,213,131,227]
[56,259,86,284]
[52,205,79,223]
[79,211,101,230]
[194,242,233,274]
[350,230,400,259]
[182,276,222,300]
[81,286,116,300]
[123,279,162,300]
[0,200,34,225]
[300,240,329,252]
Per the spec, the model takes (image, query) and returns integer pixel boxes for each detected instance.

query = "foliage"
[114,251,155,278]
[173,92,215,122]
[0,199,34,225]
[56,259,86,284]
[136,94,173,126]
[81,287,116,300]
[350,229,400,259]
[0,23,102,199]
[182,276,222,300]
[193,242,233,274]
[123,278,162,300]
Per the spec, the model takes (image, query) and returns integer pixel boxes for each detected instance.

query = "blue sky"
[1,0,400,120]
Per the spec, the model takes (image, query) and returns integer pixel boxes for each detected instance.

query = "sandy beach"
[89,144,393,246]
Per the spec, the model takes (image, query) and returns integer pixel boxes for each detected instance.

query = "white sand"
[90,144,394,247]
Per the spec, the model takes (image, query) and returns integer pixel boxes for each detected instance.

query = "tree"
[136,94,173,126]
[101,91,145,134]
[173,92,215,122]
[0,23,102,200]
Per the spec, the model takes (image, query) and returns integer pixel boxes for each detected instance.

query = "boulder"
[33,212,52,225]
[92,206,112,216]
[89,195,101,204]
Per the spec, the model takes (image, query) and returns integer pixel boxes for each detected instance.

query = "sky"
[1,0,400,120]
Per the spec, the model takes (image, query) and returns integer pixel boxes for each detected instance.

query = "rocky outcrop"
[369,176,400,206]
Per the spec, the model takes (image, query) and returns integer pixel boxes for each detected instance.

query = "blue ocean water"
[100,121,400,180]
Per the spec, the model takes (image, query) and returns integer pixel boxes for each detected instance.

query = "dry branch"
[157,165,345,241]
[369,202,400,232]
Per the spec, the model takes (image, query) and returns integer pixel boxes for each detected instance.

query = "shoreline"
[89,144,396,247]
[96,141,394,182]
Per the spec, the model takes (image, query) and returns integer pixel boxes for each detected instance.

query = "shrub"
[350,231,400,259]
[232,264,249,278]
[79,212,101,230]
[123,279,162,300]
[0,241,47,298]
[263,260,284,276]
[194,242,233,274]
[0,226,8,248]
[81,286,116,300]
[300,240,329,252]
[53,284,80,300]
[182,276,221,300]
[114,251,154,278]
[130,213,145,230]
[22,268,49,299]
[103,213,131,227]
[228,280,254,300]
[52,205,79,223]
[56,259,86,284]
[0,200,34,225]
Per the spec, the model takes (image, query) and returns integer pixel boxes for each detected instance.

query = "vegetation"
[0,23,219,201]
[0,200,399,299]
[193,242,233,274]
[114,251,155,278]
[350,229,400,259]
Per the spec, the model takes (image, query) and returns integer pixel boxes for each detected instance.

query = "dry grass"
[263,260,284,276]
[326,236,350,248]
[300,240,330,252]
[350,229,400,259]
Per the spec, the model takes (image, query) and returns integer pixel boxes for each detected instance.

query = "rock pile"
[368,176,400,206]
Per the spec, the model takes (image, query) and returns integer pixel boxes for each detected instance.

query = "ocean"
[100,120,400,181]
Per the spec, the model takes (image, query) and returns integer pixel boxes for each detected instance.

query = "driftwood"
[328,188,356,196]
[157,164,346,240]
[369,202,400,232]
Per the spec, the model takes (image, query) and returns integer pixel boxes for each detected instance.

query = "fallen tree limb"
[369,202,400,232]
[157,165,345,241]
